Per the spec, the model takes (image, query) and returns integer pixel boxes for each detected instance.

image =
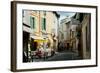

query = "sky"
[57,11,76,18]
[57,11,76,24]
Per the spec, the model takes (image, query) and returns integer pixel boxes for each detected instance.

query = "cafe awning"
[30,35,48,42]
[30,35,44,40]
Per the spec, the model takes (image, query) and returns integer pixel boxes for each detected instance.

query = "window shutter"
[41,18,46,30]
[30,16,33,29]
[30,16,35,29]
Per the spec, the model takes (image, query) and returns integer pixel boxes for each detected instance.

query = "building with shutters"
[75,13,91,59]
[22,10,59,62]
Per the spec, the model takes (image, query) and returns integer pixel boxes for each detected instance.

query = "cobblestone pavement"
[45,51,81,61]
[31,50,82,62]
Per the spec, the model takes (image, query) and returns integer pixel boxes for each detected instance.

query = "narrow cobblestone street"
[22,10,91,63]
[31,50,82,62]
[46,51,81,61]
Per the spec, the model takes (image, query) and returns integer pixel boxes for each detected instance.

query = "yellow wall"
[28,11,58,49]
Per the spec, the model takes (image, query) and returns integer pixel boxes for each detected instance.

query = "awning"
[34,39,48,42]
[30,35,44,40]
[23,26,32,33]
[30,35,48,42]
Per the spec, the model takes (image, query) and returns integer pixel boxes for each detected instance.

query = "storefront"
[23,31,30,62]
[30,35,47,50]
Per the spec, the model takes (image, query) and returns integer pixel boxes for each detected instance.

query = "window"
[42,18,46,30]
[79,13,84,22]
[43,11,46,16]
[22,10,24,17]
[30,16,35,29]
